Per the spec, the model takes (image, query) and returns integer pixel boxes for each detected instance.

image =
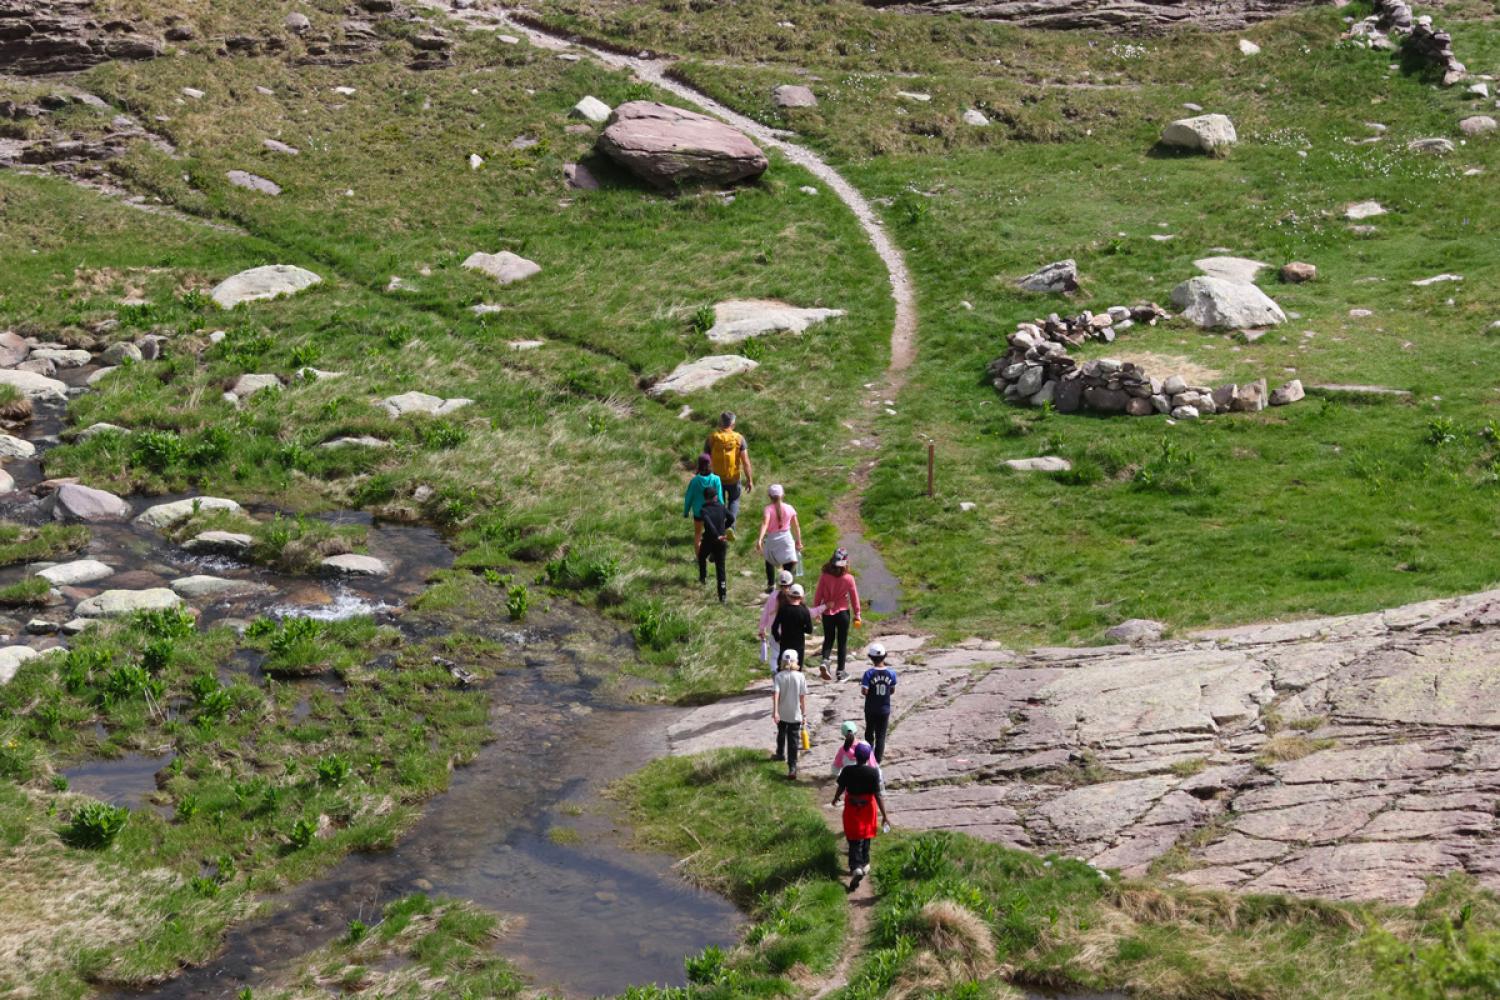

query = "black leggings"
[864,711,889,765]
[698,539,727,600]
[775,720,801,772]
[764,560,795,590]
[821,610,850,674]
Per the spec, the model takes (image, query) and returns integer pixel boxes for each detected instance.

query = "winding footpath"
[423,0,917,610]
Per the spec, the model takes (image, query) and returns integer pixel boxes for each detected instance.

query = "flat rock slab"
[230,373,281,399]
[1194,256,1268,285]
[597,101,769,190]
[1345,200,1386,221]
[1307,384,1412,400]
[665,586,1500,903]
[211,265,322,309]
[170,575,272,599]
[318,436,392,449]
[0,646,39,686]
[649,355,758,396]
[1004,456,1071,472]
[1171,275,1286,329]
[704,299,845,345]
[462,251,540,286]
[183,531,254,556]
[570,95,611,124]
[75,588,184,618]
[379,392,473,418]
[36,559,113,586]
[29,348,91,368]
[52,483,131,522]
[226,170,281,195]
[135,496,242,530]
[322,553,390,576]
[772,84,817,108]
[0,369,67,402]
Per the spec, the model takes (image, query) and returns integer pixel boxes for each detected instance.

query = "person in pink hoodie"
[813,547,862,680]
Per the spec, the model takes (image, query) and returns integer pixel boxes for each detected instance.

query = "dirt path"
[424,1,918,613]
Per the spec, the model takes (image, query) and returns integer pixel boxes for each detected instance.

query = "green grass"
[0,0,890,700]
[0,522,91,568]
[0,600,494,995]
[530,0,1500,644]
[253,893,528,999]
[623,750,1500,999]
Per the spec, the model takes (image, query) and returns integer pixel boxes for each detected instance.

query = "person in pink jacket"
[813,547,862,680]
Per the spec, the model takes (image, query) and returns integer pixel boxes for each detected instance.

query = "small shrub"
[315,753,352,787]
[344,919,369,944]
[419,420,468,449]
[545,547,619,589]
[288,817,317,849]
[506,583,530,621]
[1426,416,1459,447]
[140,638,175,673]
[633,600,690,651]
[690,304,716,336]
[99,663,164,707]
[64,801,129,848]
[132,429,187,471]
[134,607,196,640]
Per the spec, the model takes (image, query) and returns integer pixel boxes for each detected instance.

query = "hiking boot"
[836,670,847,681]
[786,769,797,780]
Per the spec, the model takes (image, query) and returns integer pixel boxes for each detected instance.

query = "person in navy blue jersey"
[860,642,897,764]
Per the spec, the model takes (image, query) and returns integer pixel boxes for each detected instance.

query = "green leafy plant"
[315,753,352,787]
[64,801,129,848]
[288,817,317,850]
[506,582,530,621]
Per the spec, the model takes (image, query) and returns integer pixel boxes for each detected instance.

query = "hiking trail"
[421,1,918,615]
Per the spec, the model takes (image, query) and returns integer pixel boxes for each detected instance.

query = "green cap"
[841,721,858,737]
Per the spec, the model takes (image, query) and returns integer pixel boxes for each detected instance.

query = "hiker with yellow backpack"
[704,411,753,525]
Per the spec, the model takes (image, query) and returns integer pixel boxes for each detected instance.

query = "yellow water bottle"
[801,725,811,751]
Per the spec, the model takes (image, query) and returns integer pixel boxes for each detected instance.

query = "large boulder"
[1194,256,1267,284]
[379,392,473,418]
[0,331,28,368]
[1160,114,1237,153]
[597,101,769,189]
[1170,276,1286,329]
[649,355,758,396]
[462,251,540,286]
[1017,259,1078,294]
[52,483,131,522]
[210,265,322,309]
[772,85,817,109]
[704,300,845,345]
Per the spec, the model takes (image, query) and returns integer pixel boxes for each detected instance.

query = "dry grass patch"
[1255,734,1337,766]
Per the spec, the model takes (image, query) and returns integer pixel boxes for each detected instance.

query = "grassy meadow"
[531,0,1500,643]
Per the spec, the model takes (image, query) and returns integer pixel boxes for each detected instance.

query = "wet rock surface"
[670,589,1500,904]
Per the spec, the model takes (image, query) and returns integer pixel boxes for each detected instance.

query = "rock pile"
[987,340,1301,419]
[1347,0,1466,86]
[1007,303,1169,349]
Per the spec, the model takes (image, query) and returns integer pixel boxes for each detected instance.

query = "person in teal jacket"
[683,453,724,553]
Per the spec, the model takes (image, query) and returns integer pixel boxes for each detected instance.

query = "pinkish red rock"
[596,101,768,189]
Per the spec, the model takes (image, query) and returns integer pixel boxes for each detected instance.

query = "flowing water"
[4,367,742,998]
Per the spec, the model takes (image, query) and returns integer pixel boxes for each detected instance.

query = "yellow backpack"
[708,429,742,483]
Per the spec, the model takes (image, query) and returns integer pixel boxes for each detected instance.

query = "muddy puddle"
[837,528,902,616]
[62,750,174,813]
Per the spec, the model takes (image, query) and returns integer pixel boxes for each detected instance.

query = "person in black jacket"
[697,486,733,603]
[771,583,815,677]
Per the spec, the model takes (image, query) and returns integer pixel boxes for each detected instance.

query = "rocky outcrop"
[210,265,322,309]
[649,355,759,396]
[669,587,1500,904]
[597,101,769,189]
[0,0,162,75]
[860,0,1312,34]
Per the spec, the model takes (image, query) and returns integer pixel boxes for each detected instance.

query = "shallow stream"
[3,365,742,997]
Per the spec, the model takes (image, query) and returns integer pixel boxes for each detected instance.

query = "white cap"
[867,642,887,660]
[777,569,794,586]
[780,649,800,665]
[789,583,805,598]
[768,483,785,498]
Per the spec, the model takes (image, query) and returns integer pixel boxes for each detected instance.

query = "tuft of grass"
[1256,735,1338,766]
[0,575,53,608]
[0,522,90,568]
